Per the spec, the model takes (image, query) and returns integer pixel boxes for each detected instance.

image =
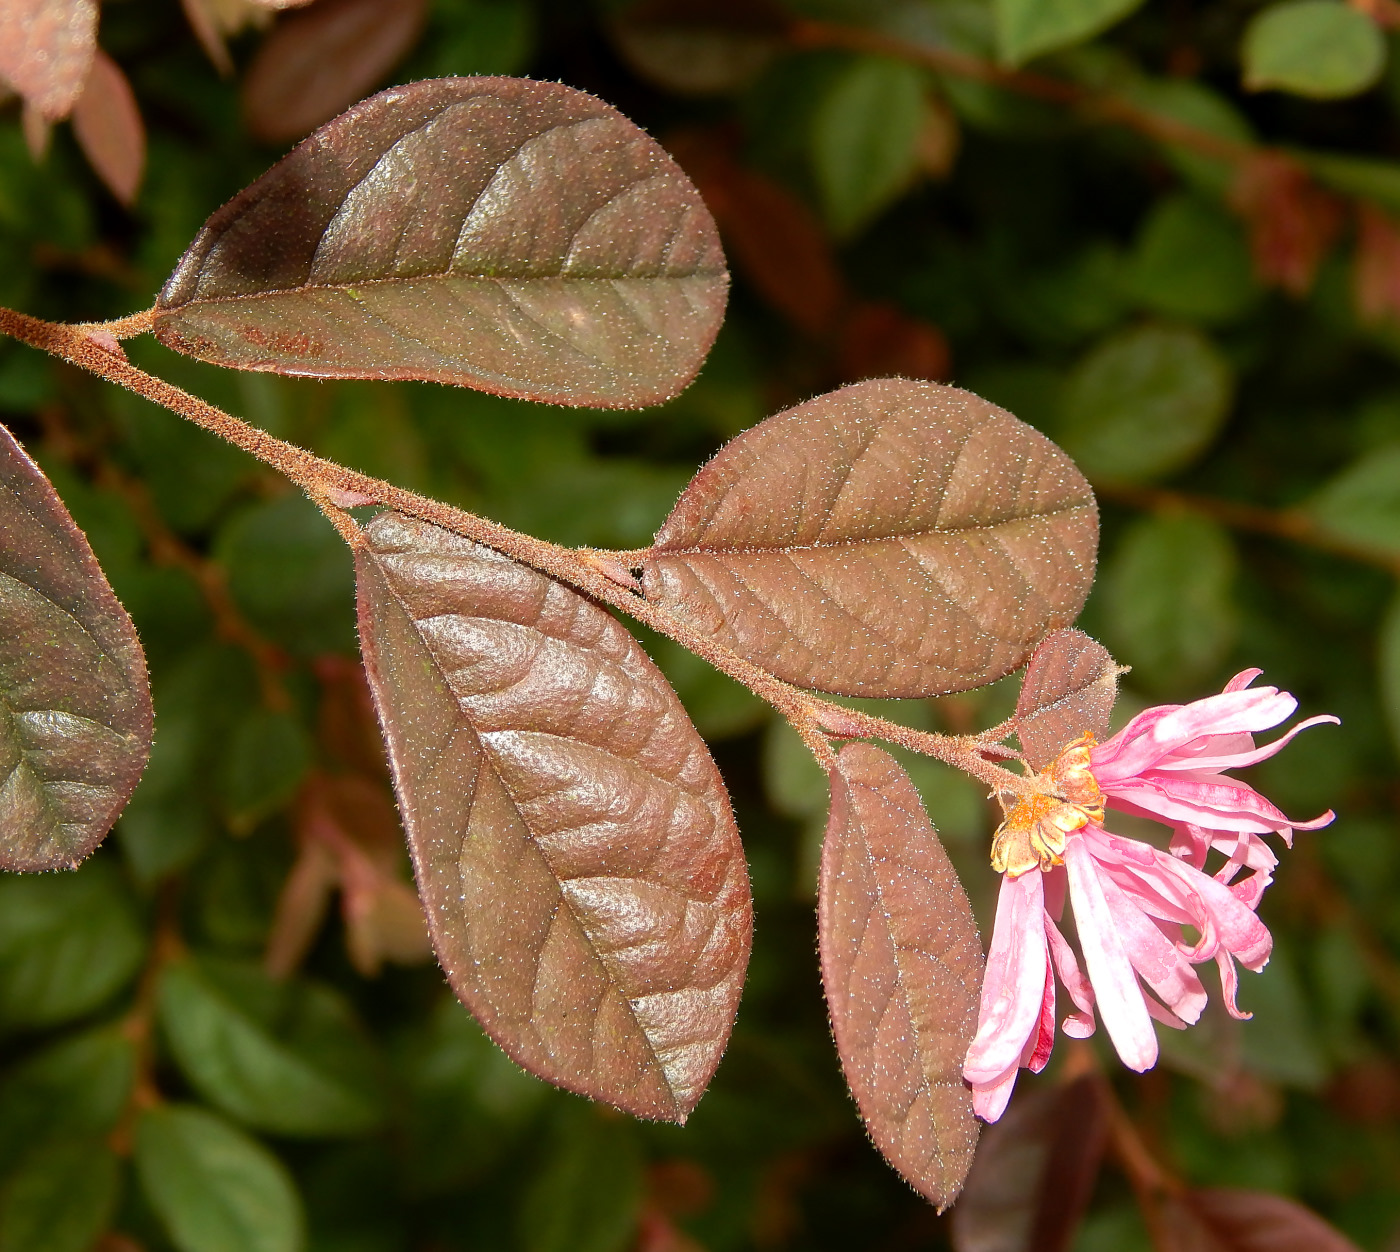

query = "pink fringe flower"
[962,670,1337,1123]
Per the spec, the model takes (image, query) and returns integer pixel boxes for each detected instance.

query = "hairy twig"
[0,307,1038,797]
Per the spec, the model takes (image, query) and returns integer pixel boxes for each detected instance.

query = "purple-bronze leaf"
[354,511,751,1121]
[1012,629,1121,771]
[0,424,152,871]
[950,1075,1109,1252]
[154,77,728,408]
[640,380,1098,698]
[818,742,983,1209]
[1156,1189,1363,1252]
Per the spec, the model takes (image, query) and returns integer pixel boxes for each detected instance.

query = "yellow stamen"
[989,734,1104,875]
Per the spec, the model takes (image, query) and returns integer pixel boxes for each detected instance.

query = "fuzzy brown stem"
[0,306,1038,798]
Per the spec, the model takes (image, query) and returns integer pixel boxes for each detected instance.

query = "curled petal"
[1223,668,1263,693]
[964,871,1048,1085]
[1152,714,1339,773]
[1064,839,1157,1072]
[1026,962,1056,1074]
[1093,688,1299,782]
[971,1063,1020,1123]
[1217,951,1253,1020]
[1046,913,1096,1038]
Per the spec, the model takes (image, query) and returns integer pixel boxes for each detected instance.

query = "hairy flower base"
[964,671,1337,1123]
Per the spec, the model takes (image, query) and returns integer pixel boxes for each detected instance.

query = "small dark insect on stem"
[0,306,1034,796]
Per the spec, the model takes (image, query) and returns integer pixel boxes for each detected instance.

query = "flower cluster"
[963,670,1337,1122]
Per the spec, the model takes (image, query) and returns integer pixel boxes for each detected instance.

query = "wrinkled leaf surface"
[0,424,152,870]
[0,0,96,119]
[356,511,751,1121]
[641,379,1098,697]
[155,77,728,408]
[1013,629,1120,770]
[950,1075,1109,1252]
[818,742,983,1208]
[242,0,427,144]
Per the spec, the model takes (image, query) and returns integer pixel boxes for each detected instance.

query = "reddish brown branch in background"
[108,886,183,1157]
[35,400,292,710]
[1095,481,1400,577]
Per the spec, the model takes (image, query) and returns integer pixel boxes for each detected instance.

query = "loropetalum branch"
[0,306,1033,796]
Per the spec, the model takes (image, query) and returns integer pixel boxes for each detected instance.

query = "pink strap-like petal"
[970,1063,1020,1122]
[1217,951,1253,1020]
[963,871,1049,1084]
[1064,839,1158,1072]
[1223,669,1263,693]
[1093,688,1297,781]
[1025,962,1056,1074]
[1094,868,1208,1024]
[1153,714,1339,773]
[1046,913,1096,1038]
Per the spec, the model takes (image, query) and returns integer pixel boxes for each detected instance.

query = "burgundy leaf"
[1156,1188,1362,1252]
[154,77,729,409]
[819,742,983,1208]
[0,423,152,870]
[640,380,1098,698]
[0,0,96,120]
[355,512,751,1121]
[241,0,427,144]
[950,1075,1109,1252]
[1012,629,1121,771]
[71,50,147,207]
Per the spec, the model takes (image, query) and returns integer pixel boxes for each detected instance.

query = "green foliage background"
[4,0,1400,1248]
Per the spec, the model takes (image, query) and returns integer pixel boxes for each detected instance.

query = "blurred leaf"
[819,743,982,1208]
[994,0,1145,67]
[646,635,766,741]
[608,0,780,96]
[1101,511,1237,691]
[1243,1,1385,100]
[0,0,95,119]
[521,1109,643,1252]
[219,709,312,833]
[809,55,923,235]
[135,1105,306,1252]
[1238,940,1328,1089]
[1060,323,1233,483]
[241,0,427,144]
[0,424,152,871]
[158,955,386,1137]
[356,512,751,1121]
[642,379,1098,698]
[218,495,355,657]
[154,78,729,408]
[1013,629,1120,770]
[1305,151,1400,216]
[1308,445,1400,554]
[1381,589,1400,758]
[0,857,144,1030]
[1127,195,1259,325]
[71,51,145,207]
[1158,1188,1362,1251]
[0,1029,135,1177]
[428,0,534,77]
[950,1075,1109,1252]
[762,717,828,822]
[0,1138,120,1252]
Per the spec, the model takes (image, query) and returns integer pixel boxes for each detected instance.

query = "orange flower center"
[990,735,1105,877]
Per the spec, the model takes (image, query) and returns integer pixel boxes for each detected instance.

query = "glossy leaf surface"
[0,0,96,119]
[1013,629,1120,770]
[950,1075,1109,1252]
[0,425,152,870]
[356,511,751,1121]
[241,0,428,144]
[641,379,1098,698]
[155,77,728,408]
[818,743,983,1209]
